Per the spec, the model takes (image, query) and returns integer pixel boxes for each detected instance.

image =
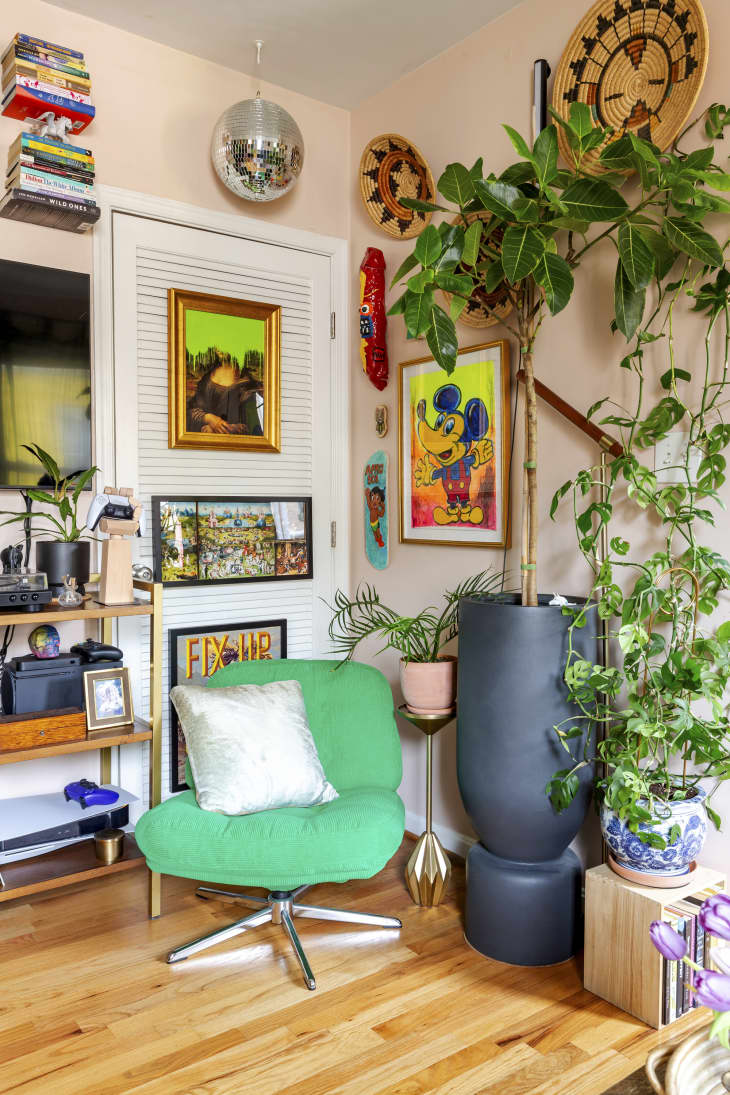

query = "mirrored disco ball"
[211,98,304,202]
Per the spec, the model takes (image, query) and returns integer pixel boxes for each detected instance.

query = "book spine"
[15,34,85,61]
[10,178,96,206]
[5,48,90,79]
[16,137,93,164]
[2,84,96,117]
[675,917,687,1017]
[9,63,91,92]
[12,167,93,196]
[16,154,94,183]
[685,914,695,1013]
[7,75,92,105]
[4,187,98,216]
[662,956,672,1026]
[665,912,680,1022]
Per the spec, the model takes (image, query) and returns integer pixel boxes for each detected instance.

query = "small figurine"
[32,111,74,141]
[58,574,83,607]
[375,405,388,438]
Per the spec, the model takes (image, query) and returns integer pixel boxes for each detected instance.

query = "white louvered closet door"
[107,211,341,801]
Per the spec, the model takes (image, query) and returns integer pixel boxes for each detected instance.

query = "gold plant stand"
[398,704,456,906]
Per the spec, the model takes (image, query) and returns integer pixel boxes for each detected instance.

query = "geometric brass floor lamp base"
[399,705,455,907]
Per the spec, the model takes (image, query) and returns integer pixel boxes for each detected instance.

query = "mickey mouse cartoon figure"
[414,384,494,525]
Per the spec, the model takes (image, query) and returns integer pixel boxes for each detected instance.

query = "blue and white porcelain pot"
[600,786,708,877]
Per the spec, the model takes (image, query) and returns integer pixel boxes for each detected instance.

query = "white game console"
[0,785,138,865]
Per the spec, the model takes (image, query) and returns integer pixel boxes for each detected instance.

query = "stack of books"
[1,33,95,134]
[661,881,726,1025]
[0,131,100,231]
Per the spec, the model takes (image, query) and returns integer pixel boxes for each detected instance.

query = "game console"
[0,654,123,715]
[0,571,52,612]
[88,493,146,536]
[0,785,138,864]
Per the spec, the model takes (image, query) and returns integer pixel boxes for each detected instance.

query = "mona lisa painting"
[168,288,281,452]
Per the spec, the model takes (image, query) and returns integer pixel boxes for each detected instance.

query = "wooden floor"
[0,838,703,1095]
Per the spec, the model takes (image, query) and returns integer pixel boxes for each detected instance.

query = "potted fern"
[328,571,503,714]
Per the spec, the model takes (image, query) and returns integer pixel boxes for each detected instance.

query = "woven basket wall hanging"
[441,211,513,329]
[359,133,436,240]
[552,0,709,174]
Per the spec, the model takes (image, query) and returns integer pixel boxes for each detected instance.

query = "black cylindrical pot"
[36,540,91,591]
[457,593,595,965]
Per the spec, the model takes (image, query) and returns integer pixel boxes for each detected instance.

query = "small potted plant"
[0,444,97,590]
[646,899,730,1092]
[327,571,503,714]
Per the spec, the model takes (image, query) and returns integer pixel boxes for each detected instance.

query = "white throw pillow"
[170,679,338,815]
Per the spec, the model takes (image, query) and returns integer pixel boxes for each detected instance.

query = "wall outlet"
[654,431,700,484]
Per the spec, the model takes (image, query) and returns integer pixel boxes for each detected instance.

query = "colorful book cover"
[15,34,85,60]
[12,133,94,162]
[1,84,95,132]
[7,75,91,104]
[10,166,93,196]
[15,153,94,183]
[8,177,96,206]
[10,62,91,91]
[4,47,90,79]
[364,451,388,569]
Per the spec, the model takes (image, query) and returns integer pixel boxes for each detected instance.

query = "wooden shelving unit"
[0,580,163,916]
[584,862,727,1029]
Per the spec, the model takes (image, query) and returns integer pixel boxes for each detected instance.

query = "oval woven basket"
[552,0,709,174]
[440,211,512,329]
[646,1025,730,1095]
[359,133,435,240]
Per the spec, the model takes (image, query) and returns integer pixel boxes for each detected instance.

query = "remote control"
[70,639,123,663]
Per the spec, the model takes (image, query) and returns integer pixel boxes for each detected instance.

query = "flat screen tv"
[0,258,92,491]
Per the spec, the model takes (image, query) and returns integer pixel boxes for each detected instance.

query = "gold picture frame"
[83,666,134,733]
[168,288,281,452]
[398,340,511,549]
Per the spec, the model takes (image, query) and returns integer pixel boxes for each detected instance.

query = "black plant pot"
[36,540,91,592]
[457,594,595,966]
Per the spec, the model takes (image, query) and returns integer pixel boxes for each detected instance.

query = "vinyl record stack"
[0,33,99,232]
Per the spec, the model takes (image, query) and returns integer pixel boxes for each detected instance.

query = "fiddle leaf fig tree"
[390,101,730,606]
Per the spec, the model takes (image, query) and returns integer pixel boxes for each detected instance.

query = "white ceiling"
[45,0,525,108]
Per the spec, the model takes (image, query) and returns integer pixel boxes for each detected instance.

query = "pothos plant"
[390,100,730,607]
[545,112,730,844]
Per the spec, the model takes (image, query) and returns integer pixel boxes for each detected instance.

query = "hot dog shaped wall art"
[359,247,388,391]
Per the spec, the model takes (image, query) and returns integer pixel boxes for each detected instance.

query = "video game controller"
[63,779,120,810]
[87,493,146,536]
[70,639,123,663]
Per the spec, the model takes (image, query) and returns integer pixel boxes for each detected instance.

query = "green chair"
[135,659,405,990]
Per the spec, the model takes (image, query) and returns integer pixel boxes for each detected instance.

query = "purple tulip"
[691,969,730,1011]
[700,893,730,942]
[650,920,688,961]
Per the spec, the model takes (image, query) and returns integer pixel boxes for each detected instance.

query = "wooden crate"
[584,863,726,1029]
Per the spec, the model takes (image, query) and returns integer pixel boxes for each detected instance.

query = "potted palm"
[0,444,97,590]
[327,571,503,713]
[390,101,730,961]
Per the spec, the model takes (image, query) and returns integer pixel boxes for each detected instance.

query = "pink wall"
[0,0,350,275]
[349,0,730,871]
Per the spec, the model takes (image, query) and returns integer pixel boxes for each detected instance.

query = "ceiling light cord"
[255,39,263,98]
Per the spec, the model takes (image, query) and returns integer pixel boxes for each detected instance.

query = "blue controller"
[63,779,120,810]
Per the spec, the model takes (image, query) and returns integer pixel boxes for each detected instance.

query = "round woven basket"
[646,1025,730,1095]
[359,133,436,240]
[440,211,512,329]
[552,0,709,174]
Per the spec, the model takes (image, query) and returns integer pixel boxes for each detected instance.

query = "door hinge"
[330,312,336,340]
[330,521,337,548]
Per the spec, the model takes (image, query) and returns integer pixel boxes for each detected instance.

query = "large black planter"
[36,540,91,591]
[457,594,595,965]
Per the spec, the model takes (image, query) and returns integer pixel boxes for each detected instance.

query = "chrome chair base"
[166,885,402,991]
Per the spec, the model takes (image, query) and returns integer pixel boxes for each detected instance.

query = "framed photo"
[167,288,281,453]
[169,619,287,792]
[152,496,312,586]
[398,340,511,548]
[84,667,134,732]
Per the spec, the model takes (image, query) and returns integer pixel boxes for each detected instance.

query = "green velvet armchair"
[135,659,405,990]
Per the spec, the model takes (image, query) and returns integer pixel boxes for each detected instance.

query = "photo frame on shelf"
[167,288,281,453]
[398,340,510,549]
[151,497,312,586]
[168,618,288,792]
[83,666,134,733]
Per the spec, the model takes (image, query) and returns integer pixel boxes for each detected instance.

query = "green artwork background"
[185,309,265,357]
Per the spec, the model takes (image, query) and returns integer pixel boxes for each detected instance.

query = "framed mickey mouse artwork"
[398,341,511,549]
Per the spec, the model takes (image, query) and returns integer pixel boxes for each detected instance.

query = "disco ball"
[211,97,304,202]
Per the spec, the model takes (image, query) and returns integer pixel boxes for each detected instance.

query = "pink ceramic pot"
[400,656,457,715]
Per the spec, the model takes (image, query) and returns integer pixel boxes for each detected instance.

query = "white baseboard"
[405,810,476,860]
